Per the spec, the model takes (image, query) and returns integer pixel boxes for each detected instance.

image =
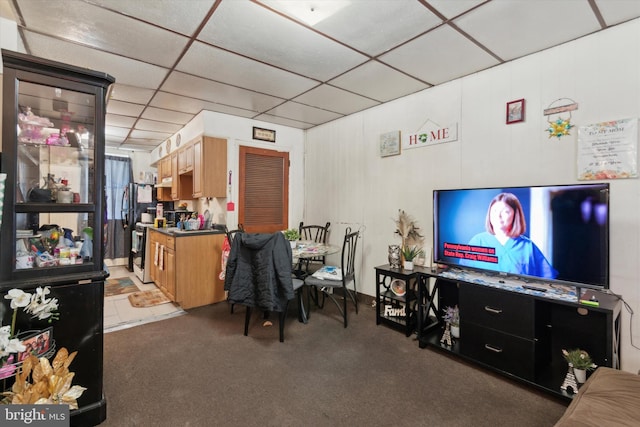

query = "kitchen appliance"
[122,182,173,271]
[164,210,194,227]
[132,222,154,283]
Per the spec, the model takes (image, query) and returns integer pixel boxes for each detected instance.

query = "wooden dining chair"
[304,227,359,328]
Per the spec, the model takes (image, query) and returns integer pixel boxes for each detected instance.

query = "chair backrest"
[341,227,359,282]
[299,221,330,243]
[226,224,245,246]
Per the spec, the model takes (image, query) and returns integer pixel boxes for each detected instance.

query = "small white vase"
[451,325,460,339]
[574,368,587,384]
[404,260,414,270]
[290,240,296,249]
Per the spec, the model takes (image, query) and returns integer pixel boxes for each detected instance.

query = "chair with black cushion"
[304,227,359,328]
[296,221,330,277]
[226,224,245,314]
[224,231,298,342]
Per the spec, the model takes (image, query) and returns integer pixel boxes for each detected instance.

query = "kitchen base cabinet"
[148,229,226,309]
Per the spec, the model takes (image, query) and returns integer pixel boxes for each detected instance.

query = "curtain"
[104,155,132,259]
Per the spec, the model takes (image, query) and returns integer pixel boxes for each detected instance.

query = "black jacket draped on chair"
[224,232,294,312]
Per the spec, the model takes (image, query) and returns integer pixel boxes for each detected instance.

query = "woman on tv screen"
[461,192,558,279]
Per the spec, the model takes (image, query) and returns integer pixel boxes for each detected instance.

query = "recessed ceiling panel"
[293,85,379,115]
[135,119,183,134]
[596,0,640,25]
[161,71,285,112]
[142,106,194,125]
[454,0,601,61]
[199,0,368,81]
[428,0,487,19]
[17,0,189,68]
[106,114,136,129]
[177,41,319,98]
[130,129,173,140]
[22,31,169,89]
[109,84,155,105]
[107,100,145,117]
[380,25,499,85]
[87,0,216,36]
[254,113,314,129]
[266,101,343,125]
[330,61,429,102]
[261,0,441,56]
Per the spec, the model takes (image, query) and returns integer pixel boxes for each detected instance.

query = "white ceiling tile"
[150,92,215,115]
[454,0,601,61]
[107,100,145,117]
[87,0,215,36]
[18,0,189,67]
[105,126,129,140]
[177,41,319,98]
[135,119,183,134]
[380,25,499,85]
[109,84,155,104]
[130,129,173,140]
[330,61,429,102]
[596,1,640,25]
[142,107,194,125]
[199,0,368,81]
[23,31,169,89]
[427,0,487,19]
[263,0,442,56]
[293,85,379,115]
[106,114,136,129]
[253,113,314,129]
[161,71,285,112]
[266,101,343,125]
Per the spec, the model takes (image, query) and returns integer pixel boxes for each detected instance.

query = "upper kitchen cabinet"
[0,49,115,282]
[192,136,227,198]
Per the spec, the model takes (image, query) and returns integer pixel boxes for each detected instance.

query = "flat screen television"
[433,183,610,289]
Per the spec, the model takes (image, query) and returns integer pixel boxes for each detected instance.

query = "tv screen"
[433,183,609,288]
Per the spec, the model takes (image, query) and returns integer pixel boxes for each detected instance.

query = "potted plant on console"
[283,228,300,249]
[401,246,424,270]
[562,348,596,384]
[443,305,460,339]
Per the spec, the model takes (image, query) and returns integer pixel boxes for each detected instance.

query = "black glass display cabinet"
[1,49,114,426]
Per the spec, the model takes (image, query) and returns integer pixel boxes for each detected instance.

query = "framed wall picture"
[380,131,401,157]
[252,126,276,142]
[506,99,525,124]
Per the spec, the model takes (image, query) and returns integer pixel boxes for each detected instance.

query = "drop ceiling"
[2,0,640,152]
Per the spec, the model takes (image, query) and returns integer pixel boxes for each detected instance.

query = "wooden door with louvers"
[238,146,289,233]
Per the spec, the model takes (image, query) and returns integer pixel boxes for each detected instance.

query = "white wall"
[150,111,305,228]
[305,18,640,373]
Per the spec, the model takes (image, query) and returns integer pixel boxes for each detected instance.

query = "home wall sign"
[577,118,638,180]
[544,98,578,139]
[252,126,276,142]
[402,119,458,151]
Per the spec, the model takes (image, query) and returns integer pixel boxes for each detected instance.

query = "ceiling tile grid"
[0,0,638,152]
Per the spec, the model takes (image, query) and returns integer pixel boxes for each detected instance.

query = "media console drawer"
[460,322,535,380]
[460,283,535,338]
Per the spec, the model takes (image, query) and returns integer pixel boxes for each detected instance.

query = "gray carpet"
[102,298,567,426]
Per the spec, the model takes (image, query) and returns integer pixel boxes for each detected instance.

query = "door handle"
[484,344,503,353]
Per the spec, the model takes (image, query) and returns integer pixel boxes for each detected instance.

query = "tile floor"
[104,265,185,333]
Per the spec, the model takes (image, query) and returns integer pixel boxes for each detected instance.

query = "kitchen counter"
[151,227,226,236]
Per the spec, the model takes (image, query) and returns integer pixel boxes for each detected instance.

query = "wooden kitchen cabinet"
[148,229,226,309]
[171,151,179,200]
[192,136,227,198]
[178,143,194,174]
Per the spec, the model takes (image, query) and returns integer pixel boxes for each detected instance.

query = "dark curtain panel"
[104,155,132,259]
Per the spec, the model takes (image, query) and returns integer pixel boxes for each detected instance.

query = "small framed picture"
[506,99,525,124]
[17,327,53,362]
[380,131,401,157]
[252,126,276,142]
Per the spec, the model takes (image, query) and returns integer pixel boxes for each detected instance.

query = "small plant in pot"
[443,305,460,338]
[562,348,596,383]
[401,245,424,270]
[283,228,300,248]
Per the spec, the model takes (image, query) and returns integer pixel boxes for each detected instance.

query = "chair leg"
[279,301,289,342]
[343,286,348,328]
[244,306,251,336]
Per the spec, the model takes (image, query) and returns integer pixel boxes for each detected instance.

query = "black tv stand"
[412,266,622,400]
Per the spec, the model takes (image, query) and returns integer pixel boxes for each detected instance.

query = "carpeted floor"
[104,277,140,297]
[101,298,568,426]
